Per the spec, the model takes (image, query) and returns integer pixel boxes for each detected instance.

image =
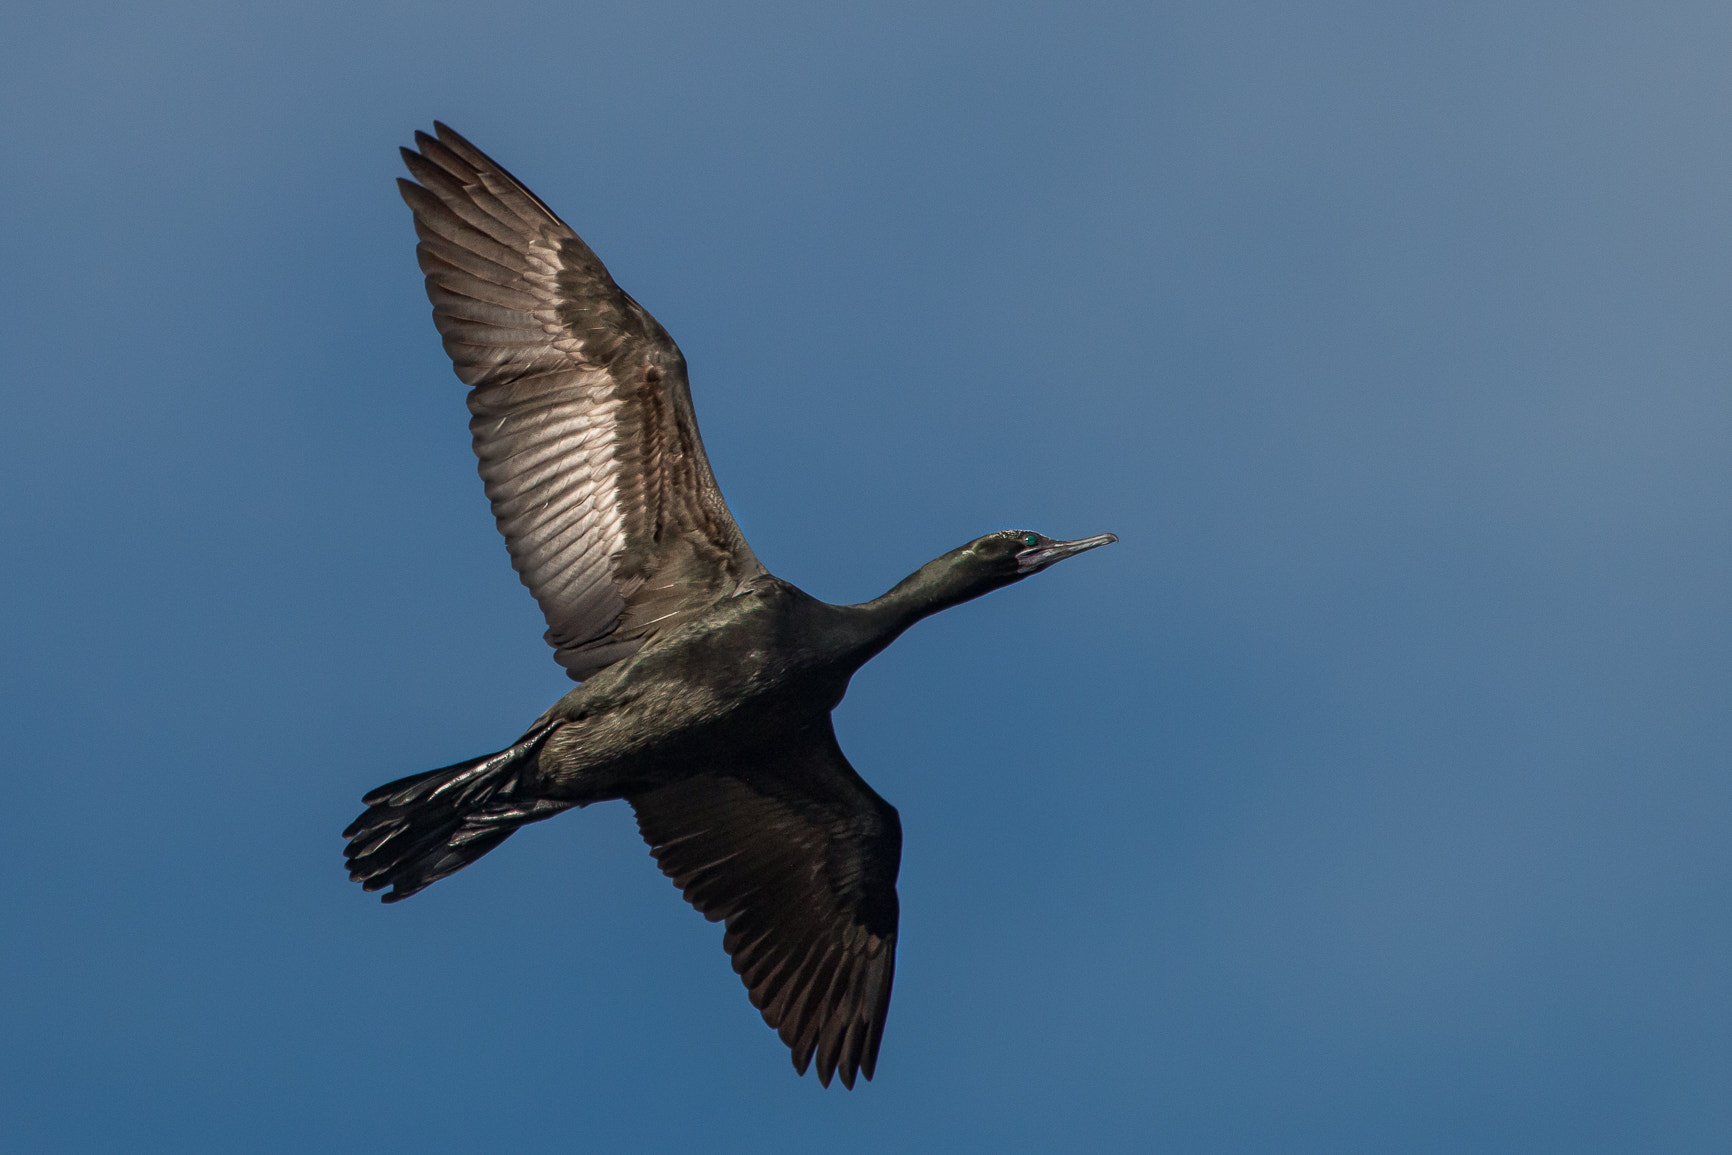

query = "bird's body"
[538,576,853,790]
[518,576,867,812]
[345,124,1114,1089]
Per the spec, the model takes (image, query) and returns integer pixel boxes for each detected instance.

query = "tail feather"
[344,726,569,902]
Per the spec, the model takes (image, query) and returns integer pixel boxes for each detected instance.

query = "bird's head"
[939,529,1119,600]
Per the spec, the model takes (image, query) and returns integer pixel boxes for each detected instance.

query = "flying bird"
[344,123,1116,1089]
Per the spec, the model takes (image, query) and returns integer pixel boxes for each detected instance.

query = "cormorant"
[344,123,1116,1089]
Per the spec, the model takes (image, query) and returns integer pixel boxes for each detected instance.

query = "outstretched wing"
[628,721,902,1089]
[399,123,763,680]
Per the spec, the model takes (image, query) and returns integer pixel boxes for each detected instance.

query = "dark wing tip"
[406,121,570,233]
[432,120,478,155]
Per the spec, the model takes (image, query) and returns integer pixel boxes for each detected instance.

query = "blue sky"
[3,1,1729,1150]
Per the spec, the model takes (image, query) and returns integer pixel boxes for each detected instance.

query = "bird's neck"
[844,550,996,664]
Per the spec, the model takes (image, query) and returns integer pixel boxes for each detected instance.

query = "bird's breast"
[533,586,853,790]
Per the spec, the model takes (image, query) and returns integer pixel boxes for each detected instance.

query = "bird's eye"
[1023,534,1039,547]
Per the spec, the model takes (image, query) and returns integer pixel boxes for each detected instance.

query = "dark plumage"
[344,123,1116,1089]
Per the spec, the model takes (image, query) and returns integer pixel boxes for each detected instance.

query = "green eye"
[1023,534,1039,547]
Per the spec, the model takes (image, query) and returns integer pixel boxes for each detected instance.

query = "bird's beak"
[1017,532,1118,574]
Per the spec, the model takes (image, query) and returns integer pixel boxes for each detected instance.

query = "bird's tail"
[343,726,570,902]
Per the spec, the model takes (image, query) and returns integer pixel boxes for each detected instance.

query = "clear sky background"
[3,1,1729,1151]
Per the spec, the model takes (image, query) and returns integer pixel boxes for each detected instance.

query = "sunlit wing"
[399,123,763,680]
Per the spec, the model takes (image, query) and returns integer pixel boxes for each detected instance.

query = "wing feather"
[628,722,901,1089]
[399,123,763,680]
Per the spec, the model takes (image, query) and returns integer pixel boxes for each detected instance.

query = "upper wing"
[628,721,902,1089]
[399,123,763,680]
